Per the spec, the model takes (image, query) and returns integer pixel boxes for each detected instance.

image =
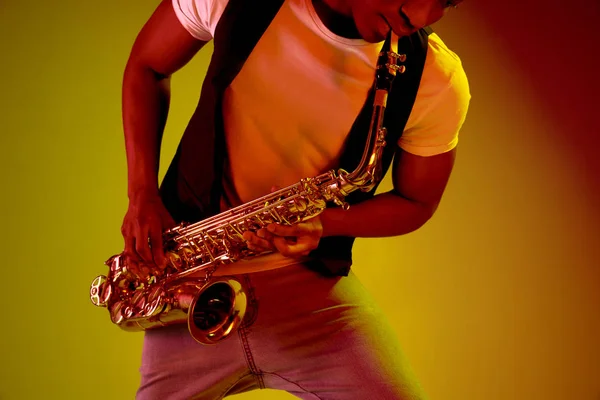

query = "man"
[120,0,470,398]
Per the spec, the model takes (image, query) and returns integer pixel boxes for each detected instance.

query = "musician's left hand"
[242,216,323,258]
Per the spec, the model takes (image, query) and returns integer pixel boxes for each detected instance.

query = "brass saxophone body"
[90,33,406,345]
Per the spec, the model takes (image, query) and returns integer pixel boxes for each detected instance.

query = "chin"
[354,14,389,43]
[355,23,387,43]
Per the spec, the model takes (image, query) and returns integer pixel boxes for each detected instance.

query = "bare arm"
[121,0,208,272]
[253,147,456,257]
[123,0,207,199]
[320,148,456,237]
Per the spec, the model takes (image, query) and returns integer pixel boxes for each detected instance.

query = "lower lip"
[382,15,415,37]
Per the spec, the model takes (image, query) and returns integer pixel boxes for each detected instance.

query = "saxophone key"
[290,197,308,213]
[109,301,125,325]
[122,305,134,319]
[166,250,184,272]
[144,298,164,317]
[90,275,110,307]
[131,290,147,313]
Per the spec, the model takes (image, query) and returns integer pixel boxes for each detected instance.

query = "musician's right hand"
[120,192,176,278]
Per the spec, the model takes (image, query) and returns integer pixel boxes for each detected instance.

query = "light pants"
[137,263,428,400]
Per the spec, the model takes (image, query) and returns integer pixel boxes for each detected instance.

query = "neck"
[311,0,361,39]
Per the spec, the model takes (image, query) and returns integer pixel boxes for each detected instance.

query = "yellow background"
[1,0,599,399]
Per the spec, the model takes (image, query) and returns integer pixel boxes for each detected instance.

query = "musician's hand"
[242,227,277,254]
[267,216,324,257]
[241,185,322,257]
[121,192,176,278]
[242,216,323,258]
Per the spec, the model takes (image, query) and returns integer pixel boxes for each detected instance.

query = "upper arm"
[126,0,209,78]
[399,35,471,157]
[390,37,469,212]
[391,147,457,212]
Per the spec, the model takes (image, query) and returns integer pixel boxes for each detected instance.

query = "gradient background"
[1,0,599,399]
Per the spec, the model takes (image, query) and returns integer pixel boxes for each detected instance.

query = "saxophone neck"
[341,32,407,191]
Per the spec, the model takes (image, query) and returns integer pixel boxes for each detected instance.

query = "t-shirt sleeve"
[171,0,227,41]
[398,41,471,157]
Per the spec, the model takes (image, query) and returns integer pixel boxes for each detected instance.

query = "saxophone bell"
[90,254,248,345]
[187,277,247,345]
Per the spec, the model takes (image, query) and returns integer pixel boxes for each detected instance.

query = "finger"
[266,222,311,237]
[271,236,312,258]
[149,228,167,270]
[244,231,275,252]
[123,233,137,262]
[134,225,155,265]
[123,234,142,274]
[242,230,273,244]
[124,257,148,282]
[256,228,275,241]
[137,264,152,281]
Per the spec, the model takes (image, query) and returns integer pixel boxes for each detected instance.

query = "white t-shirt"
[173,0,470,205]
[172,0,471,274]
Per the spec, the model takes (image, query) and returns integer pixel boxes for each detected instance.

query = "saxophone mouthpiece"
[376,31,397,92]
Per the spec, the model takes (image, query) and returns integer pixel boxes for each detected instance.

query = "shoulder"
[398,33,471,156]
[420,32,470,99]
[171,0,231,40]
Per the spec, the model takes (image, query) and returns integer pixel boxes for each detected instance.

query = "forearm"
[320,191,437,238]
[122,62,171,199]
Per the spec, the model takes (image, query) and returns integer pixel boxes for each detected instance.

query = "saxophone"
[90,33,407,345]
